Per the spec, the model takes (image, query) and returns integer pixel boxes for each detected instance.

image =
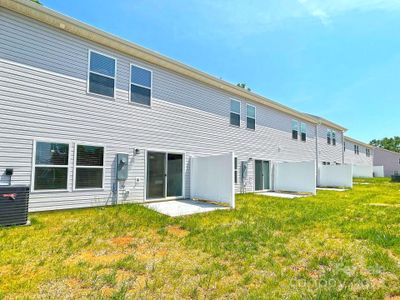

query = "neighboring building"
[0,0,346,212]
[373,147,400,176]
[344,136,374,167]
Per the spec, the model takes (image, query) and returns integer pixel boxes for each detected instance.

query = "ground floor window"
[33,141,70,191]
[74,144,104,189]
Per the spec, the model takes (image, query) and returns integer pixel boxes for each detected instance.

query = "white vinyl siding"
[317,125,344,165]
[344,139,374,167]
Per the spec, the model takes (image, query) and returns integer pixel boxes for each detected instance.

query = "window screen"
[34,142,69,190]
[230,100,241,127]
[88,51,116,97]
[75,145,104,189]
[131,65,152,106]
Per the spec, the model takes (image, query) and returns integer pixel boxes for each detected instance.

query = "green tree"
[370,136,400,153]
[237,83,251,92]
[31,0,42,4]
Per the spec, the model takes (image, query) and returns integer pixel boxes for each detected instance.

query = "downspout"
[341,131,345,164]
[315,123,319,182]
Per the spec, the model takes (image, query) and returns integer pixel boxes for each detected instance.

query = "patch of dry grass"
[0,178,399,299]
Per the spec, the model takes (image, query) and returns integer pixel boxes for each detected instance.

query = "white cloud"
[298,0,400,25]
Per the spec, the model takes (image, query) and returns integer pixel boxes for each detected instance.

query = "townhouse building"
[0,0,348,212]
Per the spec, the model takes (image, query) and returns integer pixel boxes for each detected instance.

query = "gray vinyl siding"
[344,140,373,167]
[317,125,344,165]
[373,148,400,176]
[1,8,317,212]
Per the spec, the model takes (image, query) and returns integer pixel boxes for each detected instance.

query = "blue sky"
[43,0,399,142]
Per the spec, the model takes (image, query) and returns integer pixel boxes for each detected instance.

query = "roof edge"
[373,146,400,156]
[0,0,321,124]
[344,136,373,149]
[304,114,347,132]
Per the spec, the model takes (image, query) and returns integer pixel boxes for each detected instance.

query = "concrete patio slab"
[144,199,229,217]
[317,187,347,192]
[258,192,310,199]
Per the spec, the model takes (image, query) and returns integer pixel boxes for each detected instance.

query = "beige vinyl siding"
[1,8,317,211]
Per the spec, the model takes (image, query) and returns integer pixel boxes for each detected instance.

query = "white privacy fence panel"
[274,161,316,194]
[373,166,384,178]
[318,164,353,188]
[190,152,235,208]
[353,165,373,178]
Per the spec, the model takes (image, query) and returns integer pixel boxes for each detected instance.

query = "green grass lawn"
[1,178,400,299]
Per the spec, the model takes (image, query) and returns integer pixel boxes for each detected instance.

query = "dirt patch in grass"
[2,178,400,299]
[166,225,190,237]
[111,236,134,246]
[68,251,128,265]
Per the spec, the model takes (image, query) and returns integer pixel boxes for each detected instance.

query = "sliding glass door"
[146,151,183,200]
[147,152,166,199]
[255,160,270,191]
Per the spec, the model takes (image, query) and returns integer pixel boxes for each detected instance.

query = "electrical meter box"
[116,153,129,181]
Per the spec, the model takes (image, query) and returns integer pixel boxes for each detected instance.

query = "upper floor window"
[344,142,346,152]
[354,144,359,155]
[130,65,152,106]
[327,129,332,145]
[332,130,337,146]
[33,141,69,191]
[300,122,307,142]
[246,104,256,130]
[88,50,116,98]
[230,99,241,127]
[292,120,299,140]
[366,148,371,157]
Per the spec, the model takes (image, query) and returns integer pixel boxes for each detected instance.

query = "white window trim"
[73,142,106,191]
[31,138,72,193]
[129,63,153,107]
[144,148,186,202]
[246,104,256,130]
[87,49,117,99]
[230,99,241,127]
